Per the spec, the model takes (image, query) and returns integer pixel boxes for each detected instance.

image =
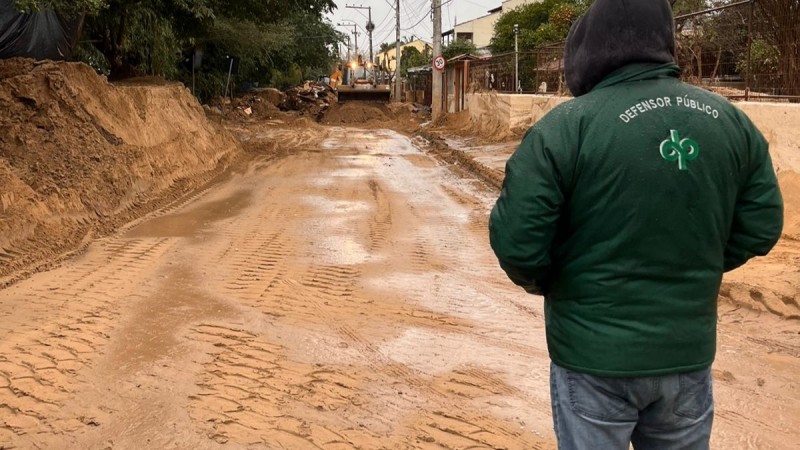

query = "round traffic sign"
[433,55,446,71]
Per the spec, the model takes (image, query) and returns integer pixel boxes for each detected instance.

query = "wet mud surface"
[0,128,797,449]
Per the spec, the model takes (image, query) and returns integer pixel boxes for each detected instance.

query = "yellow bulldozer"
[332,56,391,103]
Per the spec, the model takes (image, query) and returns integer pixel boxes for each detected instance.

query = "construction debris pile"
[205,88,283,120]
[280,81,336,120]
[207,82,336,121]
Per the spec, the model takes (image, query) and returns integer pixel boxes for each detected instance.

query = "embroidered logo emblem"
[660,130,700,171]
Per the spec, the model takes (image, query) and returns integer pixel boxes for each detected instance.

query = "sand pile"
[0,58,240,279]
[321,101,423,132]
[430,109,518,143]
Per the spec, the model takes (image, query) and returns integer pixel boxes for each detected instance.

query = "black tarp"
[0,1,84,60]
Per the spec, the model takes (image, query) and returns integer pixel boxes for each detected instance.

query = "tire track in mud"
[0,236,176,445]
[182,138,552,448]
[173,169,377,446]
[187,323,379,448]
[367,179,392,252]
[1,128,558,449]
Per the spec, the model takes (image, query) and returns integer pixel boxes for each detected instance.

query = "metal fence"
[467,0,798,101]
[675,0,799,101]
[469,44,566,95]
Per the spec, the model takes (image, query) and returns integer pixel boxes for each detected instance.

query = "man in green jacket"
[489,0,783,448]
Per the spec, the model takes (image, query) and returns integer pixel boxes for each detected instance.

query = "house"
[443,54,479,113]
[442,0,539,54]
[377,39,431,72]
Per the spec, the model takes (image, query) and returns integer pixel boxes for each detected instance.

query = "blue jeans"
[550,362,713,450]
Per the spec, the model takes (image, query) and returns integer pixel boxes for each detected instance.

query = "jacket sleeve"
[723,119,783,272]
[489,120,572,295]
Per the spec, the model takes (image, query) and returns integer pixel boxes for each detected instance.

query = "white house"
[442,0,539,54]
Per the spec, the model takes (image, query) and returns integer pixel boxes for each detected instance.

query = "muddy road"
[1,127,798,449]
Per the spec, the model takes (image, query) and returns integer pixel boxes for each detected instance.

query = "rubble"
[280,81,336,120]
[208,81,335,122]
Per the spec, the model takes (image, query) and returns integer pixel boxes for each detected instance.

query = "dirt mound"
[254,87,284,106]
[0,58,240,279]
[320,101,423,132]
[322,101,388,124]
[430,109,518,143]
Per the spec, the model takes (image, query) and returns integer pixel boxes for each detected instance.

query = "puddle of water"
[125,190,252,238]
[315,235,370,265]
[301,195,371,214]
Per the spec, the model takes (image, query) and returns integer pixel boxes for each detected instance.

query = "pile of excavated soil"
[322,101,388,123]
[430,110,518,143]
[0,58,241,280]
[321,101,424,132]
[228,116,334,156]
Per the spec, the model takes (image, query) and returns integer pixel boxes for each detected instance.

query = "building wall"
[449,0,539,52]
[466,92,569,130]
[377,40,431,72]
[453,13,498,50]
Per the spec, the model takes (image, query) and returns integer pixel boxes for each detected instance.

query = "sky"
[328,0,496,56]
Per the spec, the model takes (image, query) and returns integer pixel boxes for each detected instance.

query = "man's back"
[489,21,783,380]
[488,1,783,447]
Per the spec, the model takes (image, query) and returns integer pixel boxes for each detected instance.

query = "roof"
[407,65,432,74]
[377,39,432,56]
[447,54,479,62]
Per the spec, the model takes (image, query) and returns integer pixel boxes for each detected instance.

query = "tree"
[378,42,394,54]
[31,0,342,99]
[12,0,104,14]
[672,0,798,96]
[490,0,589,54]
[400,45,431,75]
[755,0,800,96]
[442,39,477,60]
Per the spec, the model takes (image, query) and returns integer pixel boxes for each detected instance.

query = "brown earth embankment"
[0,59,241,281]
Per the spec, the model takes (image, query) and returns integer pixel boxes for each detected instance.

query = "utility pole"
[514,23,519,93]
[432,0,442,119]
[394,0,401,102]
[346,5,374,65]
[337,23,359,60]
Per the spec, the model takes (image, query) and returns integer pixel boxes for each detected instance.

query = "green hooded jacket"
[489,62,784,376]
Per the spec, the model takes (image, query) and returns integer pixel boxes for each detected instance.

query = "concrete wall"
[735,103,800,173]
[465,92,570,130]
[465,93,800,174]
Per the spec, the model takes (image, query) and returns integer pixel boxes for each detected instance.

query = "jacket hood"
[564,0,675,97]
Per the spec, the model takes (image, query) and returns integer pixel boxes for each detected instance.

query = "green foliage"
[12,0,105,14]
[400,46,431,76]
[442,39,477,60]
[378,42,395,54]
[490,0,589,54]
[737,39,780,89]
[66,0,342,100]
[123,6,182,78]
